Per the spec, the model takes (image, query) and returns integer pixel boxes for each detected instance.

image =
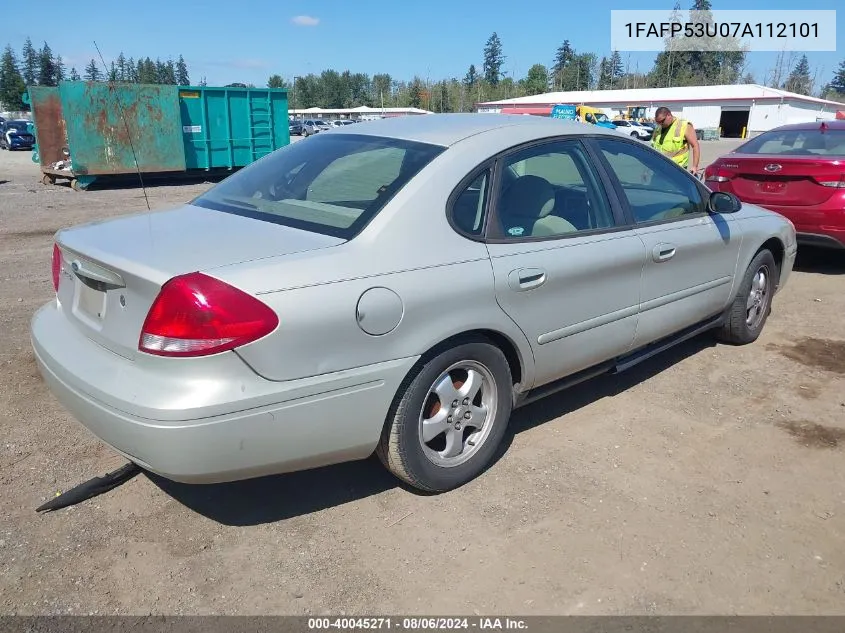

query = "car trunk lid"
[54,204,344,360]
[711,155,845,206]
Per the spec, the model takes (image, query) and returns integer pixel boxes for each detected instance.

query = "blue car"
[0,119,35,151]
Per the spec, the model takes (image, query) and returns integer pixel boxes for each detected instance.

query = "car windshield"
[192,133,445,239]
[738,127,845,156]
[6,120,29,131]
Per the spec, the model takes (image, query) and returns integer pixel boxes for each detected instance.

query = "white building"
[289,105,432,121]
[476,84,845,138]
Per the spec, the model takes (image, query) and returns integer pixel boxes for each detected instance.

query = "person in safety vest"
[651,106,700,175]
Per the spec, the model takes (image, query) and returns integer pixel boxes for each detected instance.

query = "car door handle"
[652,243,677,263]
[508,268,547,291]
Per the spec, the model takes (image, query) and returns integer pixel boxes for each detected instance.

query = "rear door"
[480,138,645,388]
[590,137,743,350]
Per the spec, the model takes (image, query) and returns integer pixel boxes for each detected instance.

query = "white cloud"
[291,15,319,26]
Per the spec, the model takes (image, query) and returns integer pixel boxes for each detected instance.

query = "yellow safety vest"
[651,118,690,168]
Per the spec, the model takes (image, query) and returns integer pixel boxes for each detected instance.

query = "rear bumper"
[31,301,418,483]
[749,200,845,249]
[796,230,845,250]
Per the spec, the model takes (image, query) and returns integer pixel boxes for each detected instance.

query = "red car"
[705,120,845,250]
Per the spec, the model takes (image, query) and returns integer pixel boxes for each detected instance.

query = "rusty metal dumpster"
[27,81,289,191]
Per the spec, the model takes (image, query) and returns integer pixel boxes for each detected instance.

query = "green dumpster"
[27,81,289,191]
[179,86,289,170]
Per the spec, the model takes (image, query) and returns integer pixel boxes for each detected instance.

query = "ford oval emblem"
[764,163,782,172]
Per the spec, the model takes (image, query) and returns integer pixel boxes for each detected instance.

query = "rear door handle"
[652,243,676,263]
[508,267,547,291]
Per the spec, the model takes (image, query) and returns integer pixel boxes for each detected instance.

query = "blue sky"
[4,0,842,91]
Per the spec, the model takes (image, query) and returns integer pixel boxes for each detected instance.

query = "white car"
[613,119,652,141]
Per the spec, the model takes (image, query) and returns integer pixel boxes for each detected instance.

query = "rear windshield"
[738,128,845,156]
[192,133,445,239]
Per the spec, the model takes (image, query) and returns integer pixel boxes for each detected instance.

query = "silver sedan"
[31,114,797,492]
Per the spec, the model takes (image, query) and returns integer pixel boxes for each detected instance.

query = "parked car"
[705,120,845,250]
[0,119,35,150]
[611,119,652,141]
[289,121,305,136]
[301,119,331,136]
[32,114,796,493]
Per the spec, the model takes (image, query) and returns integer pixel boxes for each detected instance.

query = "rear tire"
[377,338,513,492]
[716,249,777,345]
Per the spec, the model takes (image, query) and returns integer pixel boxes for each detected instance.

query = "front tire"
[377,339,513,492]
[716,249,777,344]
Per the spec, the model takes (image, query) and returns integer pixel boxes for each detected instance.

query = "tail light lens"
[51,244,62,292]
[813,175,845,188]
[705,163,730,183]
[139,272,279,357]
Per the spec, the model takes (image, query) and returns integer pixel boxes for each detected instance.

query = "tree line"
[0,37,194,110]
[3,1,845,115]
[273,1,843,112]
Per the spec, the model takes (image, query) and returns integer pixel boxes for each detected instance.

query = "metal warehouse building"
[476,84,845,138]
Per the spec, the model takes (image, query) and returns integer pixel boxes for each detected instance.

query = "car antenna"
[94,41,151,212]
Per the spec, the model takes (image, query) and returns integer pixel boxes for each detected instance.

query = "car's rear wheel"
[377,339,513,492]
[716,248,777,344]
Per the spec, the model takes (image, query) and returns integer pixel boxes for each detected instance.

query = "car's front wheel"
[377,338,513,492]
[716,248,777,344]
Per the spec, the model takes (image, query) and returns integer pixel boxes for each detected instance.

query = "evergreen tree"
[54,55,65,83]
[84,58,101,81]
[126,57,137,82]
[551,40,575,89]
[783,54,812,95]
[824,59,845,96]
[176,55,190,85]
[610,50,624,86]
[21,37,38,85]
[37,42,57,86]
[69,67,81,81]
[116,53,127,81]
[482,32,505,85]
[0,46,26,110]
[163,60,177,84]
[267,74,286,88]
[463,64,478,88]
[597,57,612,89]
[408,77,424,108]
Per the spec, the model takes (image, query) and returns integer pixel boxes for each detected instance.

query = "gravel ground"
[1,139,844,616]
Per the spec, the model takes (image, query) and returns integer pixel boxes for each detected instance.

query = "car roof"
[767,120,845,132]
[330,113,618,147]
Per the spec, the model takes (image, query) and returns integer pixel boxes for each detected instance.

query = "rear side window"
[193,134,445,239]
[739,128,845,157]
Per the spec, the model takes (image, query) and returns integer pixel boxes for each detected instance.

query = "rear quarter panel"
[210,132,546,386]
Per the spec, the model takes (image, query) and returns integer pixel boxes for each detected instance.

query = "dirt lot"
[1,140,844,616]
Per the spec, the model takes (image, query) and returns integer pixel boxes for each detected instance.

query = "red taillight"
[705,163,730,183]
[51,244,62,292]
[139,272,279,357]
[812,174,845,188]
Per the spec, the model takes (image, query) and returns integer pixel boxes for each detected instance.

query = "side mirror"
[708,191,742,214]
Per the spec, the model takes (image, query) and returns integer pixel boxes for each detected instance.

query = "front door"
[482,138,645,388]
[591,137,743,349]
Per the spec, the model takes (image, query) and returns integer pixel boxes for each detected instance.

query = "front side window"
[596,138,704,224]
[193,134,445,239]
[493,140,614,239]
